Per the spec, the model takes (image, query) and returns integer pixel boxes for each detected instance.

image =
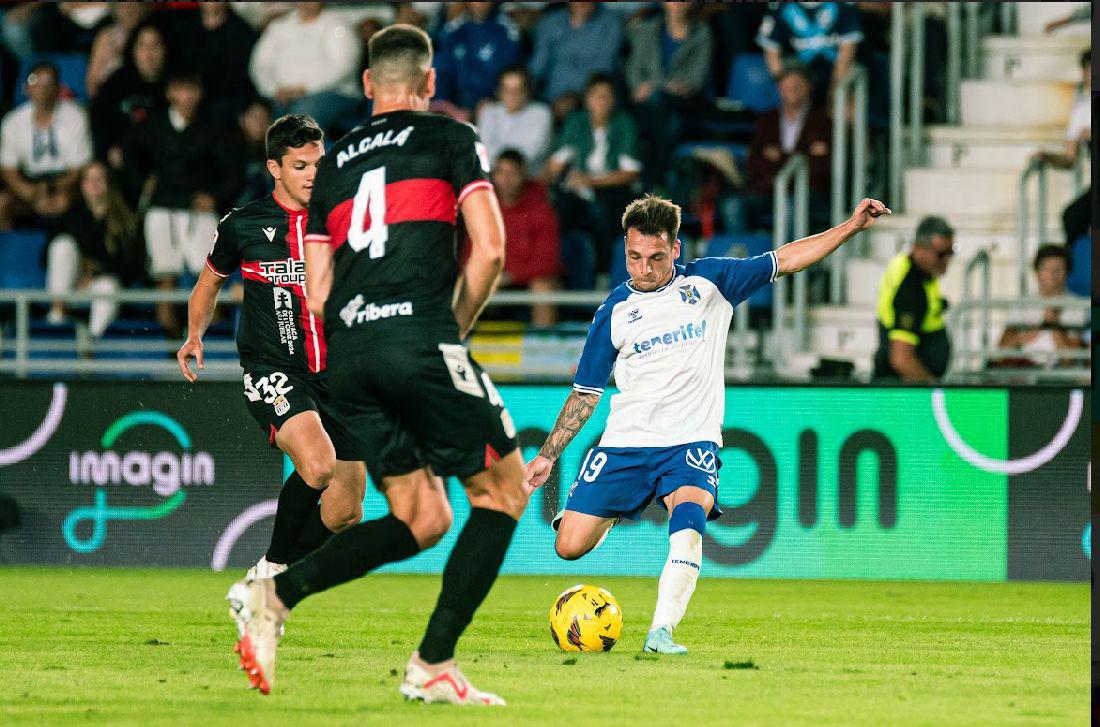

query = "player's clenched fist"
[849,198,891,230]
[525,455,554,492]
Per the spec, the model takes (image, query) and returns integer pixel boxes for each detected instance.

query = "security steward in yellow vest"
[873,216,955,381]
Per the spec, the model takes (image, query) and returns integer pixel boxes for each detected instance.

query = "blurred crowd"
[0,1,1089,377]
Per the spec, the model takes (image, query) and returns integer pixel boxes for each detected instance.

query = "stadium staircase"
[799,2,1090,379]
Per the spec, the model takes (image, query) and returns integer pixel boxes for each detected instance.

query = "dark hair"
[1033,243,1072,274]
[621,194,681,244]
[496,64,531,92]
[368,24,433,85]
[913,215,955,247]
[265,115,324,162]
[125,21,169,74]
[1081,49,1091,67]
[777,60,813,87]
[165,69,202,88]
[27,60,59,83]
[495,148,527,169]
[584,72,617,96]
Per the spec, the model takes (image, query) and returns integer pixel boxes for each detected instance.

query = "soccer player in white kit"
[526,194,890,653]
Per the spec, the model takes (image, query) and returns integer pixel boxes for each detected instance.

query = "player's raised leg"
[228,467,449,694]
[402,449,528,706]
[645,485,714,655]
[553,510,617,560]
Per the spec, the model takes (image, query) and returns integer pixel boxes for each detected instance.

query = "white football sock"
[650,528,702,632]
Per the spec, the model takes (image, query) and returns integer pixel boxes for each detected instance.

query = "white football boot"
[226,578,288,695]
[246,556,288,580]
[399,651,506,706]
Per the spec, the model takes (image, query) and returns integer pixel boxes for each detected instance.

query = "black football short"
[240,361,357,461]
[323,340,518,482]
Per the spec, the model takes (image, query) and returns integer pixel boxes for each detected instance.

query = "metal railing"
[945,295,1091,382]
[893,3,999,207]
[0,288,609,380]
[961,248,992,354]
[772,154,810,365]
[1016,156,1050,295]
[830,65,867,303]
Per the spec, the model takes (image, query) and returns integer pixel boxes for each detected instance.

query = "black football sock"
[286,505,336,562]
[273,514,419,609]
[417,508,518,664]
[265,471,321,565]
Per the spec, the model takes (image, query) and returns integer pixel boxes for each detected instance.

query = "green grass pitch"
[0,568,1087,726]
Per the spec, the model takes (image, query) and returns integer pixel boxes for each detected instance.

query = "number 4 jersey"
[206,194,327,374]
[303,110,493,356]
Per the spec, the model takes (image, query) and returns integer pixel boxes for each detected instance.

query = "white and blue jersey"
[573,253,778,449]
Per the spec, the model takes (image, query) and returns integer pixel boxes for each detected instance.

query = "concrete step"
[903,166,1077,218]
[866,215,1056,266]
[960,79,1075,127]
[983,34,1090,81]
[842,250,1021,312]
[1015,1,1090,39]
[925,124,1067,170]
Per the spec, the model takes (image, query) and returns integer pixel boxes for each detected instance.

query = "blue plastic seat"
[725,53,780,113]
[13,53,89,104]
[0,229,48,289]
[1067,233,1091,298]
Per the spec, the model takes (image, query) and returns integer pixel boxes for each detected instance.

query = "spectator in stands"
[91,21,168,171]
[1033,49,1091,256]
[545,73,642,276]
[1044,5,1093,34]
[994,245,1086,368]
[627,1,714,189]
[492,149,562,327]
[123,71,242,338]
[477,65,553,175]
[248,2,362,136]
[433,2,521,119]
[756,1,862,105]
[723,62,830,233]
[872,216,955,382]
[529,2,625,120]
[0,61,92,230]
[29,2,109,55]
[46,160,141,336]
[230,98,275,206]
[176,1,259,126]
[86,2,148,98]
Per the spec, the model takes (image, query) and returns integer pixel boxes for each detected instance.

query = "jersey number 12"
[348,166,388,258]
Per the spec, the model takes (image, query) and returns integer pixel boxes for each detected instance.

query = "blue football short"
[564,440,723,521]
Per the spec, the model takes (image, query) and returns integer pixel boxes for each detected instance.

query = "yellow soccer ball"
[549,584,624,652]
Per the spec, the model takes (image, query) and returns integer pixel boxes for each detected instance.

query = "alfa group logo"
[63,411,215,553]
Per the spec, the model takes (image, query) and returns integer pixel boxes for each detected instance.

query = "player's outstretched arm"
[177,267,227,383]
[775,198,890,276]
[525,390,601,490]
[454,188,505,338]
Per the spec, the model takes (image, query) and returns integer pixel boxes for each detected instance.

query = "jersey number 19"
[348,167,388,258]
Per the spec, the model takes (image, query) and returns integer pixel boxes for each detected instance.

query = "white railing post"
[889,3,905,212]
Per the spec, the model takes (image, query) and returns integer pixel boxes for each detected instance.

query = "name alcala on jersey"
[302,110,493,347]
[205,194,326,374]
[573,253,778,448]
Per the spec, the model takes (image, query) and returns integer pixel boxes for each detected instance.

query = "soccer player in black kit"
[177,116,366,581]
[227,26,529,705]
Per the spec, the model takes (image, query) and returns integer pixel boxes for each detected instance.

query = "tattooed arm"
[524,390,601,490]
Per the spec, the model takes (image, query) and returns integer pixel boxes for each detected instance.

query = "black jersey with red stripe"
[206,194,327,374]
[304,110,493,355]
